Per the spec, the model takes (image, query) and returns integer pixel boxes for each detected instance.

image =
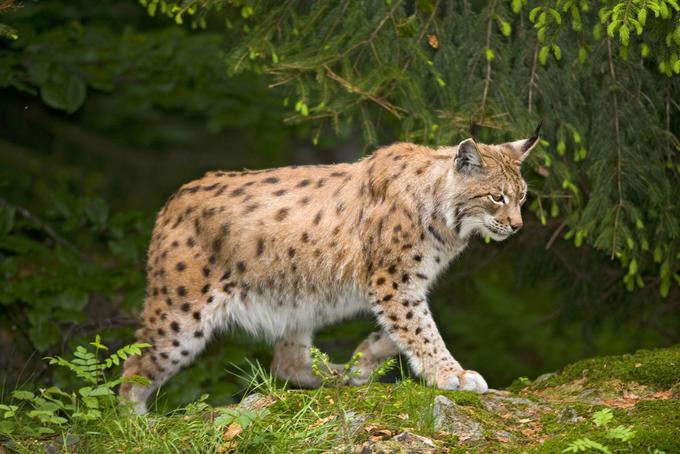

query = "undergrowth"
[0,338,678,453]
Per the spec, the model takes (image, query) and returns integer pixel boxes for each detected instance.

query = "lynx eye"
[489,194,505,205]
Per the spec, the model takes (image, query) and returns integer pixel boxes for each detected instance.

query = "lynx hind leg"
[349,331,399,385]
[120,302,213,414]
[270,332,344,388]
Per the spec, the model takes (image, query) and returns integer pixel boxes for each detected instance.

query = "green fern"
[0,336,149,436]
[563,438,612,453]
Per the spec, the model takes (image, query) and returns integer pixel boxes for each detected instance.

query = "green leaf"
[552,44,562,60]
[11,390,35,401]
[40,73,87,114]
[0,206,15,236]
[539,46,550,65]
[498,19,512,36]
[82,196,109,227]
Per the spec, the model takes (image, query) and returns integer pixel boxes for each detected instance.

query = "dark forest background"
[0,0,678,410]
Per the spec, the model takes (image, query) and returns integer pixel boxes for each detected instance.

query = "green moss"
[531,345,680,390]
[619,400,680,453]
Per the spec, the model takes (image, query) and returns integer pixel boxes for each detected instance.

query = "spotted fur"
[120,133,539,413]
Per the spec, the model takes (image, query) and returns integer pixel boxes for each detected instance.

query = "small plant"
[0,335,149,436]
[562,408,639,454]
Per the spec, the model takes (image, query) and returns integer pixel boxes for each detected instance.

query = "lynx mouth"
[482,224,512,241]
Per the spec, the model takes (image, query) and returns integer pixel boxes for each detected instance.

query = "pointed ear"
[455,138,484,174]
[505,121,542,163]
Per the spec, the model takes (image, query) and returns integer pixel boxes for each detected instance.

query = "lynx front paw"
[436,369,488,393]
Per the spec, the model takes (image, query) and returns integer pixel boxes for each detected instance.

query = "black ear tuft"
[522,120,543,152]
[455,138,484,174]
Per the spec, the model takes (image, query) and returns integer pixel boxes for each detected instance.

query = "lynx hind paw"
[438,370,488,393]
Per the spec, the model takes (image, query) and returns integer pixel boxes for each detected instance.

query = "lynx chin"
[120,126,541,414]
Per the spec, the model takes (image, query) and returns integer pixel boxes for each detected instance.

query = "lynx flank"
[121,127,540,414]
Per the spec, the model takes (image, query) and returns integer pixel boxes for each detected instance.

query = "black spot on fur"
[236,261,246,273]
[176,262,186,272]
[256,238,265,256]
[180,303,191,312]
[313,210,323,226]
[177,286,187,297]
[171,321,180,332]
[275,208,289,221]
[262,176,280,184]
[297,179,311,188]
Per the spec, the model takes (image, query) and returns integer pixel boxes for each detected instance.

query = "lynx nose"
[509,221,523,232]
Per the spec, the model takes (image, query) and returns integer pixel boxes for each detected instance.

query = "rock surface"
[432,395,483,442]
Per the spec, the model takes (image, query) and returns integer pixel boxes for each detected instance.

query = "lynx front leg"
[367,276,488,393]
[349,331,398,385]
[270,331,343,388]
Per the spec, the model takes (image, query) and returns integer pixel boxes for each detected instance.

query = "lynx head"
[451,124,541,241]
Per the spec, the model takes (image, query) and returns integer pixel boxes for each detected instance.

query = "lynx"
[120,126,540,413]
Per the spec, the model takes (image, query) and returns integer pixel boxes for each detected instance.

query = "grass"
[1,346,679,453]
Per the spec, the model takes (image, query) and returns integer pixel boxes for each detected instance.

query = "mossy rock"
[528,345,680,390]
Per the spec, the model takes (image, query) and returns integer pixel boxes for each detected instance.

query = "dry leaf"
[327,398,335,405]
[310,415,336,429]
[223,422,243,441]
[428,34,439,49]
[518,418,533,423]
[397,413,409,420]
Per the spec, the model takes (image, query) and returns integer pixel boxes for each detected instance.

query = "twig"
[479,0,498,120]
[545,219,568,250]
[323,65,405,118]
[607,37,624,259]
[528,44,539,113]
[0,197,91,263]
